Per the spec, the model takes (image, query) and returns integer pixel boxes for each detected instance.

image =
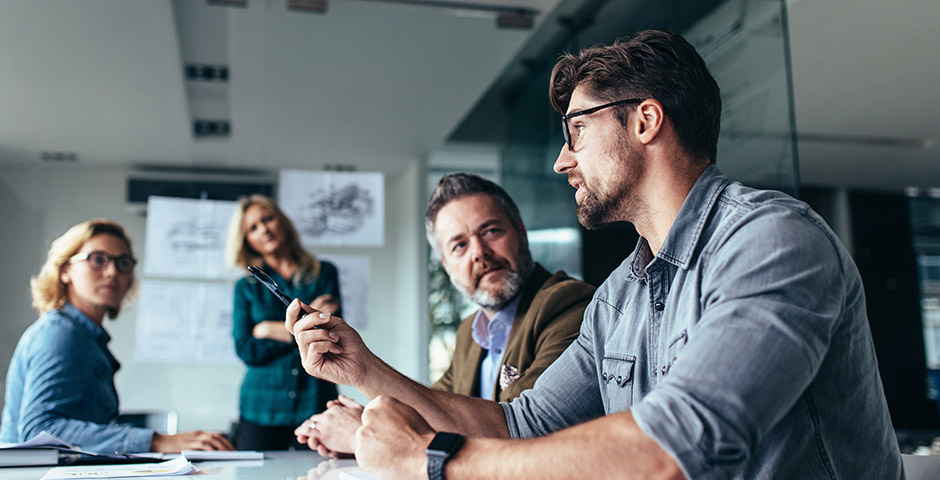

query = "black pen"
[246,266,314,324]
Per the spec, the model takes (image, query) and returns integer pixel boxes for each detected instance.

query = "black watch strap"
[426,432,464,480]
[427,454,446,480]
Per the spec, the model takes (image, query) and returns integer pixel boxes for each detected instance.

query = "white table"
[0,450,364,480]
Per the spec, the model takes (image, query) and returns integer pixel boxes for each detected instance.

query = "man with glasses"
[288,29,902,479]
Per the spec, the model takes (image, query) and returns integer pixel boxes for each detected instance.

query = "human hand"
[356,396,435,480]
[295,394,364,458]
[285,299,373,388]
[150,430,234,453]
[310,294,340,315]
[253,320,294,343]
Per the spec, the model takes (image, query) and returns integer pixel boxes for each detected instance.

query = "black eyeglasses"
[561,98,644,151]
[70,251,137,274]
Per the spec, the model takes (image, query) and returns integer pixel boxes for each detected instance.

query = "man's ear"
[634,99,665,145]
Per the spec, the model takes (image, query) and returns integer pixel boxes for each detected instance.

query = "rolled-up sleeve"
[631,208,844,479]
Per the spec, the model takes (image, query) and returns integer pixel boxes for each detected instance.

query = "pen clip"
[247,265,292,307]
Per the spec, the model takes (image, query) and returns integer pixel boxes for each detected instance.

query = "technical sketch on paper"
[279,170,384,246]
[134,279,239,365]
[144,196,240,279]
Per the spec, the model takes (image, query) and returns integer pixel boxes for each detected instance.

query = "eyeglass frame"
[69,251,138,274]
[561,98,645,151]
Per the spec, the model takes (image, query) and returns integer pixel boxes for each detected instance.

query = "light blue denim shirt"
[471,294,522,400]
[502,166,903,479]
[0,304,153,453]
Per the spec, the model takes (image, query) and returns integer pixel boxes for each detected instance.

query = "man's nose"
[469,237,491,262]
[553,144,576,174]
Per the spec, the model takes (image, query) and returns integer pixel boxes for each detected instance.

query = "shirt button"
[291,368,299,375]
[602,372,608,381]
[617,376,623,384]
[288,391,296,399]
[654,301,665,311]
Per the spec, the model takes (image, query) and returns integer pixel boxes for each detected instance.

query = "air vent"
[185,64,229,82]
[193,120,231,137]
[40,151,78,162]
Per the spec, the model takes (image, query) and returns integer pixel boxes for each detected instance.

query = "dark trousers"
[234,417,307,451]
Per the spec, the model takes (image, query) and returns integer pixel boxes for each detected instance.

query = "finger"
[337,394,362,409]
[292,311,341,335]
[285,299,307,333]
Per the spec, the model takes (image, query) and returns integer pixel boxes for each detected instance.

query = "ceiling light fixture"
[288,0,328,13]
[349,0,537,29]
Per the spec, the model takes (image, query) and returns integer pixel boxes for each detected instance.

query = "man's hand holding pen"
[285,298,374,389]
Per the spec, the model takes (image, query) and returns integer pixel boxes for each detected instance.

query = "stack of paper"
[40,456,197,480]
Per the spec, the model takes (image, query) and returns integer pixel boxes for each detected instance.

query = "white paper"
[320,255,370,329]
[278,170,384,246]
[134,280,239,365]
[40,456,196,479]
[144,196,239,279]
[181,450,262,461]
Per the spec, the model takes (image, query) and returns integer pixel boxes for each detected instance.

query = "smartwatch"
[425,431,464,480]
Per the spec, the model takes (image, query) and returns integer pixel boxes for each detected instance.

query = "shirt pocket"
[601,354,636,414]
[660,329,688,377]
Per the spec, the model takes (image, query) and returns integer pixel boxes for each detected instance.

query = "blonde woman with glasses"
[0,219,233,453]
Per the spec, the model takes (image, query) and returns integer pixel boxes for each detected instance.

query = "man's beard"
[451,248,533,312]
[575,136,641,230]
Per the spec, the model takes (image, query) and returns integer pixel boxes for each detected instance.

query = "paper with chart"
[144,196,239,279]
[134,280,239,365]
[278,170,384,246]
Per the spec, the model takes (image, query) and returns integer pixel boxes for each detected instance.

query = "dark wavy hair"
[550,28,721,164]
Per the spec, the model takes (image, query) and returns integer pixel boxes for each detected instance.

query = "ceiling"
[0,0,937,190]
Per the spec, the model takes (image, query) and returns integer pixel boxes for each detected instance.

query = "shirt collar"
[61,303,112,345]
[471,293,523,350]
[653,164,731,270]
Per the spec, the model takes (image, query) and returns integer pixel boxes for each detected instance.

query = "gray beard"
[451,255,533,312]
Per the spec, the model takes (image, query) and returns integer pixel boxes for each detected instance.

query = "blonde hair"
[30,219,138,319]
[225,194,321,282]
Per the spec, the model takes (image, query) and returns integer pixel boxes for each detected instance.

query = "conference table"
[0,450,368,480]
[2,451,939,479]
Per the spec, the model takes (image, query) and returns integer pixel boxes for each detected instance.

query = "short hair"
[225,194,321,281]
[425,173,527,257]
[30,219,137,319]
[550,28,721,164]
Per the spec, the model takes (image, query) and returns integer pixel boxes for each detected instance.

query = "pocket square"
[499,363,520,390]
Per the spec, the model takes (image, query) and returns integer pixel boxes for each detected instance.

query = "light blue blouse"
[0,303,153,453]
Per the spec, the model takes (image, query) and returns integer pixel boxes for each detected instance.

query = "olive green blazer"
[432,263,595,402]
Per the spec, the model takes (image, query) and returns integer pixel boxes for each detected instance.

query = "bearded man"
[294,172,595,457]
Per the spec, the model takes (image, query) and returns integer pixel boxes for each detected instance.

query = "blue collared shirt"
[471,295,522,400]
[0,304,153,453]
[502,165,903,479]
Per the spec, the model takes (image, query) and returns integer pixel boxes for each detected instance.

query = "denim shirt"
[502,166,903,479]
[0,304,153,453]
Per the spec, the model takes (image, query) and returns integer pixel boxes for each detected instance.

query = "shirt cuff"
[124,427,156,453]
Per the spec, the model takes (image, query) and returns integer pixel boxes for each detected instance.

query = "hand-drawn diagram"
[144,196,239,279]
[279,170,384,246]
[300,183,374,238]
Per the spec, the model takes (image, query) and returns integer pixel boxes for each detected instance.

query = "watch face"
[426,432,464,455]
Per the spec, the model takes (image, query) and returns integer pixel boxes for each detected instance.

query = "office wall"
[0,160,427,432]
